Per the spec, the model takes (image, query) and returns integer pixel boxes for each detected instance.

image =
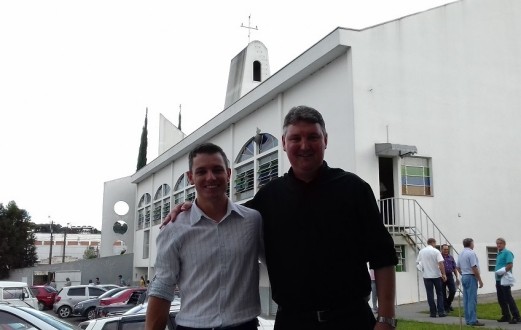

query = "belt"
[176,318,258,330]
[278,305,350,323]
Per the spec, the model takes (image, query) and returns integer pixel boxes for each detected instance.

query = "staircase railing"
[378,197,458,255]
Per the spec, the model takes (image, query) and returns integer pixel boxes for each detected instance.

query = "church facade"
[101,0,521,309]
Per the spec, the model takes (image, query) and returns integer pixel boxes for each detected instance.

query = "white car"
[0,303,75,329]
[79,311,274,330]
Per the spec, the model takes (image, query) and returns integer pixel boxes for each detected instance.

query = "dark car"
[30,285,59,310]
[72,286,128,320]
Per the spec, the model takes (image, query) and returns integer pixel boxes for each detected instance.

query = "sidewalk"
[396,289,521,329]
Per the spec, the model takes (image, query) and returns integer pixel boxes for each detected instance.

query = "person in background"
[441,244,459,313]
[494,237,520,324]
[140,276,146,288]
[163,106,398,329]
[416,238,446,318]
[64,277,71,287]
[117,274,127,286]
[146,143,263,330]
[88,279,94,286]
[456,238,485,327]
[49,279,56,289]
[95,277,101,285]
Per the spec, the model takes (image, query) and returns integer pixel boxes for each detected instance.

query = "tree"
[136,107,148,171]
[0,201,38,279]
[83,246,98,259]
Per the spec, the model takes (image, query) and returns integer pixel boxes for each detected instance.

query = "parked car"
[98,287,147,307]
[0,281,38,309]
[79,310,273,330]
[0,303,75,329]
[72,286,128,320]
[78,310,178,330]
[94,288,147,318]
[30,285,58,310]
[53,285,106,318]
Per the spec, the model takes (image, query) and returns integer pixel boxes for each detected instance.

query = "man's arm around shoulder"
[145,296,171,330]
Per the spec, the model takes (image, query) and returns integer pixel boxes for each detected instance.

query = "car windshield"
[111,289,131,298]
[44,286,58,293]
[98,287,126,299]
[17,306,75,329]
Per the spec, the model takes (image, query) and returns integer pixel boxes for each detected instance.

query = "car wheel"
[87,307,96,320]
[37,301,45,311]
[57,305,72,318]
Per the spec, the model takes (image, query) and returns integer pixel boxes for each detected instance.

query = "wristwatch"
[377,316,398,328]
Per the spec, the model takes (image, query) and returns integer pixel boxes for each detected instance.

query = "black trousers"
[274,300,375,330]
[496,281,520,319]
[443,273,456,310]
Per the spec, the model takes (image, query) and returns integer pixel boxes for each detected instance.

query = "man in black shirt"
[164,106,398,329]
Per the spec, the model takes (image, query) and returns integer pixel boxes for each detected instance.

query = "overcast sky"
[0,0,455,229]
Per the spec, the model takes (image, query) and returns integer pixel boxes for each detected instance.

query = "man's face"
[282,121,327,181]
[442,246,449,256]
[496,240,506,251]
[187,152,231,201]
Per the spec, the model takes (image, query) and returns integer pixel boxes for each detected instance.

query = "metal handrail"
[378,197,458,255]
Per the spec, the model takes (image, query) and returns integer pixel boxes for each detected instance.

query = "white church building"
[100,0,521,311]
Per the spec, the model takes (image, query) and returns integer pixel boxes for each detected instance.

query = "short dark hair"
[463,238,473,247]
[441,244,450,249]
[283,105,327,136]
[427,238,436,245]
[188,143,229,171]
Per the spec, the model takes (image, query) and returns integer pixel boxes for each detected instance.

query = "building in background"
[34,233,101,264]
[100,0,521,312]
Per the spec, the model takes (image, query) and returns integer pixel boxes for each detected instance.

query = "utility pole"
[62,223,69,263]
[48,216,53,265]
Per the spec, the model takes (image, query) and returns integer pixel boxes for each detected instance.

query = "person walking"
[494,237,520,324]
[441,244,459,313]
[416,238,447,318]
[456,238,485,326]
[163,106,398,329]
[146,143,263,330]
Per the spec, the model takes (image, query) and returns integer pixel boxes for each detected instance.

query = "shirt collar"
[189,198,246,225]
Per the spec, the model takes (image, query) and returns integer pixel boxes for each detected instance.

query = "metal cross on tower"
[241,14,258,43]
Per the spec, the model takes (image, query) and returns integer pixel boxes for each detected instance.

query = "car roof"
[0,304,76,329]
[0,281,30,287]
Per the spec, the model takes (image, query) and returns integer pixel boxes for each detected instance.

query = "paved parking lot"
[43,308,85,327]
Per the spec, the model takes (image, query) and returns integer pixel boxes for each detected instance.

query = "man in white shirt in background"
[417,238,447,318]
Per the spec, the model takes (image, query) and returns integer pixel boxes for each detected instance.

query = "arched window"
[137,193,151,230]
[173,174,196,207]
[153,184,171,226]
[253,60,261,82]
[234,132,279,201]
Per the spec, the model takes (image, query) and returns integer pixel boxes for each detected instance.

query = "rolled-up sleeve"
[148,225,179,302]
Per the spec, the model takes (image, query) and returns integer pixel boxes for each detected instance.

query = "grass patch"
[447,299,521,320]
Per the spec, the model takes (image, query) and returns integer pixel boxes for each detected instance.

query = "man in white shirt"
[417,238,447,318]
[146,143,263,330]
